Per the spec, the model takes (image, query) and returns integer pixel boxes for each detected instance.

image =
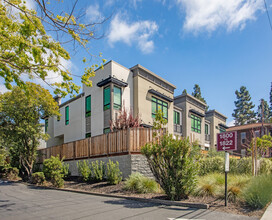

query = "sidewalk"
[261,202,272,220]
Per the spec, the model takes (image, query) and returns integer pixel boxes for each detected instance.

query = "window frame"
[205,124,209,135]
[191,114,201,133]
[113,86,122,110]
[174,110,180,125]
[103,86,111,111]
[65,106,69,125]
[85,95,91,117]
[151,96,168,120]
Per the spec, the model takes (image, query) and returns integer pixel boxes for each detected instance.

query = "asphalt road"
[0,180,258,220]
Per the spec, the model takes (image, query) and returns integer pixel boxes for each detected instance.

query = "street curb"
[22,182,209,209]
[261,202,272,220]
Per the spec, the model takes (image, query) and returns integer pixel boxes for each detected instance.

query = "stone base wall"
[64,154,153,179]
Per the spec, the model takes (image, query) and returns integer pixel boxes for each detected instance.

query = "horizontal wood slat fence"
[37,128,155,163]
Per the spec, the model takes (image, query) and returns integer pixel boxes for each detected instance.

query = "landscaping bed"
[63,178,264,218]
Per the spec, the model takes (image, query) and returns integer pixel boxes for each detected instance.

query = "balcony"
[174,124,182,134]
[205,134,210,142]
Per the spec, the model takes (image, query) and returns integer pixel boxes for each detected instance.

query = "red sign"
[217,131,237,151]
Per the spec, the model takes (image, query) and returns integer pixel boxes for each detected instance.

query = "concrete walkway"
[261,202,272,220]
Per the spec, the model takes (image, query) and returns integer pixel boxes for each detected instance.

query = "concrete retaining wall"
[64,154,153,179]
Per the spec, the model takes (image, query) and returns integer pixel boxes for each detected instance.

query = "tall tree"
[0,83,59,178]
[232,86,256,125]
[1,0,106,97]
[191,84,209,111]
[256,99,271,123]
[182,89,187,95]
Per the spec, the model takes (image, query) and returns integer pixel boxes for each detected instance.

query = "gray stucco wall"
[64,154,153,179]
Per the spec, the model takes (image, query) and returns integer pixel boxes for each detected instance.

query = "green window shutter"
[86,95,91,117]
[65,106,69,125]
[104,87,110,110]
[113,86,121,110]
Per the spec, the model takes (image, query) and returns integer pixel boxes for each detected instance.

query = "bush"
[236,157,252,175]
[77,160,91,182]
[31,172,45,185]
[62,163,70,179]
[90,161,105,182]
[43,156,64,188]
[142,135,199,200]
[106,160,122,185]
[124,172,159,194]
[259,158,272,175]
[3,167,19,180]
[199,156,224,176]
[242,174,272,209]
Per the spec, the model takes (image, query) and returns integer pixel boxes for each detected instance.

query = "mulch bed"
[63,178,264,218]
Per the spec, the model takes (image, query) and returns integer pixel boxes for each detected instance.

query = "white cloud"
[227,120,235,127]
[176,0,263,33]
[86,4,103,22]
[108,14,158,54]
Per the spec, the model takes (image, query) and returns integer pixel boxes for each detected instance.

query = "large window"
[174,111,180,125]
[205,124,209,135]
[65,106,69,125]
[113,86,121,110]
[45,119,48,132]
[86,95,91,117]
[191,114,201,133]
[104,87,110,110]
[151,97,168,119]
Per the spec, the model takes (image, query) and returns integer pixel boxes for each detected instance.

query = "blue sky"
[1,0,272,125]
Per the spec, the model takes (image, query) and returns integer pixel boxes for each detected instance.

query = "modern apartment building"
[45,60,227,150]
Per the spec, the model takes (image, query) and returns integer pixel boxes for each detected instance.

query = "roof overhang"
[97,76,128,87]
[148,89,173,102]
[219,123,228,129]
[189,109,205,117]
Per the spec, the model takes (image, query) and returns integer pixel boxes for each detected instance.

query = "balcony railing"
[174,124,182,134]
[205,134,210,141]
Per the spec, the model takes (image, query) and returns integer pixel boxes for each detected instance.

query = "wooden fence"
[37,128,155,163]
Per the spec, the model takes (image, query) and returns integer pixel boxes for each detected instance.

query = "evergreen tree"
[191,84,209,111]
[232,86,256,125]
[182,89,187,95]
[256,99,271,123]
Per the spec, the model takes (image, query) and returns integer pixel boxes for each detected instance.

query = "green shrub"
[199,157,224,176]
[242,174,272,209]
[229,158,239,174]
[259,158,272,175]
[142,135,199,200]
[77,160,91,182]
[237,157,252,175]
[3,167,19,180]
[62,163,70,179]
[90,161,105,182]
[106,160,122,185]
[31,172,45,185]
[43,156,64,188]
[124,172,159,194]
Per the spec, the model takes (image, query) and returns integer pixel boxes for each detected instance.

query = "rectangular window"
[104,87,110,111]
[113,86,121,110]
[191,114,201,133]
[65,106,69,125]
[255,130,260,137]
[151,97,168,120]
[241,132,246,144]
[45,119,48,132]
[85,133,91,138]
[86,95,91,117]
[174,111,180,125]
[205,124,209,135]
[104,128,111,134]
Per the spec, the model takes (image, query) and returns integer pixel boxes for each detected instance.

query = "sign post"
[217,131,237,207]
